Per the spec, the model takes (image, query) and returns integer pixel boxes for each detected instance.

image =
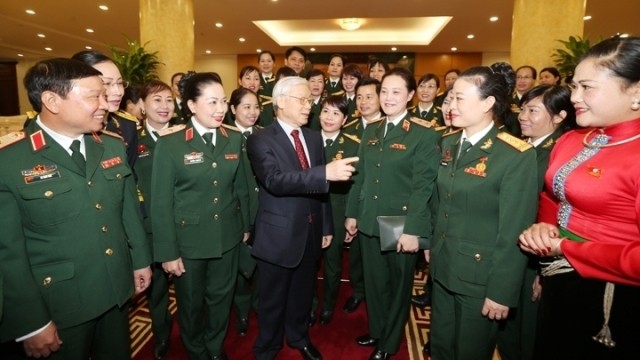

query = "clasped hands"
[518,222,564,257]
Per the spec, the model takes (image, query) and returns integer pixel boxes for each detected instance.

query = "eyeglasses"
[103,80,129,90]
[288,95,314,106]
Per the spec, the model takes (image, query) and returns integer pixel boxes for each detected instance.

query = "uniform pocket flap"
[18,180,73,200]
[31,262,75,287]
[457,242,493,261]
[102,166,132,180]
[175,213,200,225]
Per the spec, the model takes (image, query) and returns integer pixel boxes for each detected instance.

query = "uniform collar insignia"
[30,130,46,151]
[480,138,493,150]
[185,127,194,141]
[402,119,411,132]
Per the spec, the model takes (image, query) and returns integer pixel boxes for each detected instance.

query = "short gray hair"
[272,76,307,109]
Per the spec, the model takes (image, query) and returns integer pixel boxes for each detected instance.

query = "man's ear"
[41,91,62,114]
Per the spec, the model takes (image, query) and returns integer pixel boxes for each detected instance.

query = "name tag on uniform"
[101,156,123,169]
[22,164,61,184]
[184,152,204,165]
[225,153,239,160]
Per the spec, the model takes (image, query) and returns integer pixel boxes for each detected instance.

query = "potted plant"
[551,35,596,82]
[110,37,162,86]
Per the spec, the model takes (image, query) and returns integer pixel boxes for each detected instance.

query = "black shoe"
[298,342,322,360]
[319,310,333,325]
[153,339,170,360]
[237,317,249,336]
[210,353,228,360]
[369,348,391,360]
[308,311,316,327]
[410,293,431,307]
[343,296,362,313]
[423,340,431,356]
[356,334,378,347]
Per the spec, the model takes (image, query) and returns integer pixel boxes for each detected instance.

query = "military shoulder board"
[497,132,532,152]
[158,124,186,137]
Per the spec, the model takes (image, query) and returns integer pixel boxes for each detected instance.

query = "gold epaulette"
[410,117,436,128]
[434,126,448,133]
[442,128,462,137]
[25,111,38,118]
[221,123,240,132]
[158,124,186,137]
[101,129,124,140]
[497,132,532,152]
[342,133,361,144]
[343,118,360,128]
[254,124,263,131]
[115,110,139,123]
[0,131,26,150]
[331,90,345,96]
[408,105,418,112]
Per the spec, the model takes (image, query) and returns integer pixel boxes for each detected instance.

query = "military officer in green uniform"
[496,85,576,360]
[341,64,364,122]
[0,58,151,359]
[410,73,444,126]
[151,72,250,360]
[429,64,538,360]
[134,80,177,360]
[228,87,262,336]
[170,72,189,125]
[306,69,326,131]
[309,95,360,325]
[258,51,276,128]
[345,68,440,360]
[326,54,345,97]
[340,77,383,313]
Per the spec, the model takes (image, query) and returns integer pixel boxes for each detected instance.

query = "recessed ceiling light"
[215,23,223,28]
[391,47,397,51]
[17,53,24,57]
[25,9,36,15]
[239,37,246,42]
[451,47,458,52]
[256,48,262,53]
[583,15,592,20]
[85,46,93,50]
[402,55,407,59]
[205,50,212,54]
[37,33,46,38]
[619,33,630,38]
[99,5,109,11]
[45,47,53,51]
[489,16,499,22]
[310,48,316,52]
[86,28,94,33]
[467,34,475,39]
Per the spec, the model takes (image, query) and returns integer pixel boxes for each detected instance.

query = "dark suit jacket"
[246,121,333,268]
[0,121,150,341]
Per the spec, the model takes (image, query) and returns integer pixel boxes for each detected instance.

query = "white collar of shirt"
[530,132,553,147]
[36,117,85,157]
[387,111,408,127]
[461,122,494,146]
[277,119,311,164]
[346,94,355,102]
[263,73,272,80]
[191,117,216,145]
[313,97,321,105]
[329,77,340,83]
[146,123,169,142]
[321,131,339,144]
[235,122,252,134]
[419,104,433,113]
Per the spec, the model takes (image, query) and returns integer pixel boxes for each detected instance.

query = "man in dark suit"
[246,76,358,360]
[0,58,151,358]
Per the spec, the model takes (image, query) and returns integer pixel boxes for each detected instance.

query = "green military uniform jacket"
[150,122,251,262]
[0,122,150,341]
[134,127,158,233]
[409,104,445,126]
[307,99,323,131]
[532,128,565,192]
[430,126,538,307]
[326,132,360,222]
[345,114,440,238]
[171,99,189,126]
[325,79,344,97]
[344,95,358,122]
[341,114,384,143]
[258,76,276,127]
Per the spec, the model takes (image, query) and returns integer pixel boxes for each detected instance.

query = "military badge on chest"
[440,149,453,166]
[184,152,204,165]
[464,156,488,177]
[22,164,60,184]
[137,143,151,158]
[333,150,344,161]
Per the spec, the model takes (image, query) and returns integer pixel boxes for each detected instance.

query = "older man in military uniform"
[0,58,151,359]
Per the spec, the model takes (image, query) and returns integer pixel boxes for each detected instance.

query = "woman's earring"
[632,99,640,111]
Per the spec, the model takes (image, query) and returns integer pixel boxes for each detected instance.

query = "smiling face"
[188,82,228,129]
[278,83,312,128]
[232,92,260,129]
[259,52,275,74]
[143,88,175,130]
[417,79,438,104]
[320,103,347,135]
[47,76,109,137]
[369,63,386,81]
[356,83,380,119]
[539,70,559,86]
[570,58,639,128]
[444,71,458,90]
[518,95,561,141]
[239,69,260,92]
[379,74,414,118]
[516,67,536,94]
[92,60,124,112]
